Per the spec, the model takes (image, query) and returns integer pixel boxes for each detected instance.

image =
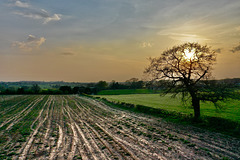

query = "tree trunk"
[192,95,200,119]
[189,90,201,119]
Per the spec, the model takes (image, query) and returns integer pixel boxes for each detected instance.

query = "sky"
[0,0,240,82]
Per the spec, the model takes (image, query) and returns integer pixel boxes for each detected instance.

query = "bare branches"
[145,43,216,85]
[144,42,240,119]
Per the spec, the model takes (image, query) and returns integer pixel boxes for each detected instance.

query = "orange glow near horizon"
[0,0,240,82]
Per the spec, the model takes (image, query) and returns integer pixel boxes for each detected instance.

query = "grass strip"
[86,95,240,138]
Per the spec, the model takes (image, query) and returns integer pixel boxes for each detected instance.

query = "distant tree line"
[0,78,145,95]
[0,84,60,95]
[0,78,239,95]
[0,84,95,95]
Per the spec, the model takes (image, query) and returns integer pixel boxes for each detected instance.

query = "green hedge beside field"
[97,89,159,95]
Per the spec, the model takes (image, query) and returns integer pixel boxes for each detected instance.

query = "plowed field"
[0,95,239,159]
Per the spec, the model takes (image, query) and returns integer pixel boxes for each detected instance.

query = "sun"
[183,48,196,61]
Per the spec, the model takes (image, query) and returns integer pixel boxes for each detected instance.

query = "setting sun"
[0,0,240,81]
[0,1,240,159]
[183,48,196,61]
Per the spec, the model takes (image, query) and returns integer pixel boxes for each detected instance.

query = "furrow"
[5,97,43,131]
[18,106,49,159]
[0,96,37,128]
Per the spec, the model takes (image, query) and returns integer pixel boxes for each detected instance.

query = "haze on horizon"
[0,0,240,82]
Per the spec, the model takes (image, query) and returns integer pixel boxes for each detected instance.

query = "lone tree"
[145,42,217,119]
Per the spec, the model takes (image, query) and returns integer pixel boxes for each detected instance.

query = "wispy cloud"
[12,35,46,52]
[44,13,61,24]
[60,52,75,56]
[59,48,76,56]
[139,42,154,48]
[11,0,61,24]
[158,31,210,42]
[230,43,240,53]
[213,48,222,53]
[14,0,30,8]
[14,9,61,24]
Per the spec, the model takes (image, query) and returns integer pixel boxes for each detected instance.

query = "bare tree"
[144,42,216,119]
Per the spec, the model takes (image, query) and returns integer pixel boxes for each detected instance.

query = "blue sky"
[0,0,240,82]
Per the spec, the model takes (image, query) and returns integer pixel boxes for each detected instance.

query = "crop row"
[0,95,239,159]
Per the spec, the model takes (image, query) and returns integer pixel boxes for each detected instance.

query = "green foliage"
[143,43,240,119]
[31,84,41,94]
[95,81,108,90]
[59,86,72,94]
[97,89,159,95]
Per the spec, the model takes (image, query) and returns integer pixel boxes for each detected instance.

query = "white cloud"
[14,1,30,8]
[170,33,210,42]
[44,14,61,24]
[11,1,61,24]
[12,35,46,52]
[158,31,210,43]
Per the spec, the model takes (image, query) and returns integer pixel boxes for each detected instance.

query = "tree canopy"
[145,42,219,118]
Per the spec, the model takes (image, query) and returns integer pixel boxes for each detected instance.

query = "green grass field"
[96,94,240,122]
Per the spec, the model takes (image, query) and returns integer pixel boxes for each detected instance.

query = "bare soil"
[0,95,239,160]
